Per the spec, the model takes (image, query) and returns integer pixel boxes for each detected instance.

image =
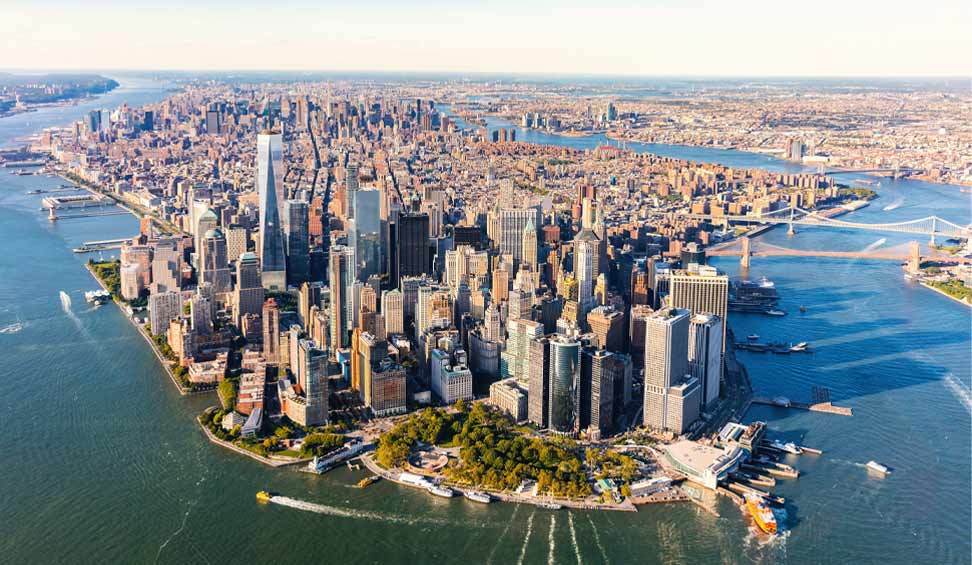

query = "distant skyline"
[3,0,970,77]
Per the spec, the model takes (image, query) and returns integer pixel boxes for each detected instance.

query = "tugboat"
[256,491,272,503]
[746,494,778,534]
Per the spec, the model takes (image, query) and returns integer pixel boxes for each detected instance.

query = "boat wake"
[586,514,609,564]
[567,512,582,565]
[59,290,83,328]
[861,238,887,253]
[882,198,904,211]
[516,510,536,565]
[830,458,868,469]
[944,373,972,415]
[270,496,446,525]
[0,322,24,335]
[547,514,557,565]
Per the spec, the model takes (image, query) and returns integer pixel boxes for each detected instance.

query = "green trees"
[300,433,345,457]
[218,379,237,410]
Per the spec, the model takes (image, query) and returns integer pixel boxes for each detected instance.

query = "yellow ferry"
[746,494,778,534]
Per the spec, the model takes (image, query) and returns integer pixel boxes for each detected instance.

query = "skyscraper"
[233,252,264,326]
[528,336,551,429]
[689,313,724,410]
[149,291,182,336]
[396,212,430,283]
[381,289,404,337]
[498,207,540,268]
[581,349,616,438]
[669,266,729,352]
[352,188,382,282]
[328,246,353,352]
[263,298,280,364]
[284,200,310,286]
[522,218,538,271]
[642,308,700,434]
[257,132,287,290]
[573,229,599,314]
[345,163,359,219]
[199,228,231,293]
[548,334,581,434]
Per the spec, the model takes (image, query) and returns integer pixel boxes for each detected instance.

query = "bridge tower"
[48,206,58,222]
[740,236,751,268]
[929,217,937,247]
[787,206,796,236]
[908,241,921,273]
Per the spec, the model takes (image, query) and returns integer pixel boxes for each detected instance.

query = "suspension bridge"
[707,237,972,267]
[681,205,971,243]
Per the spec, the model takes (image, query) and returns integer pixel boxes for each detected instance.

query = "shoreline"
[197,409,311,468]
[919,281,972,308]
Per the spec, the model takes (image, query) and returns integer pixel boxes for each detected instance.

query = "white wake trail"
[270,496,446,525]
[944,374,972,415]
[882,198,904,211]
[516,510,537,565]
[586,514,609,563]
[567,512,582,564]
[547,515,557,565]
[861,238,887,253]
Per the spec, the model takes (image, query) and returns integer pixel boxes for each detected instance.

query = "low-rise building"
[489,378,528,422]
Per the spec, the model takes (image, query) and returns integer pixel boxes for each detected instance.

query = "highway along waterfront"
[0,81,968,564]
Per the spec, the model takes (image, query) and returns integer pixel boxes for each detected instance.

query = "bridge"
[708,238,972,268]
[823,167,923,177]
[681,205,971,244]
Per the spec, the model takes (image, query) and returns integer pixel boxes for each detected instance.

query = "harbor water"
[0,79,969,564]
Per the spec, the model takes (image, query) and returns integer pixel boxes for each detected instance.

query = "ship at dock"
[427,484,455,498]
[729,278,782,315]
[463,491,492,504]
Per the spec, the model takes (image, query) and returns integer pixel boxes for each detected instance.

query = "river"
[0,79,968,564]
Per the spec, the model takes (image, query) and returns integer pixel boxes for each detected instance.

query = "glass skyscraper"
[257,132,287,290]
[351,188,382,282]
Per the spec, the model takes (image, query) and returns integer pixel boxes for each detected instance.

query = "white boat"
[768,440,802,454]
[866,461,890,475]
[427,485,455,498]
[765,309,787,317]
[538,502,562,510]
[463,491,492,504]
[747,334,760,341]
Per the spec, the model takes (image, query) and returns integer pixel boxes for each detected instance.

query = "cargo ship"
[746,494,778,534]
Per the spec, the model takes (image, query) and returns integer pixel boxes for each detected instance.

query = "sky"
[2,0,970,77]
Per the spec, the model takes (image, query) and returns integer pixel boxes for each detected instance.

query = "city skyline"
[3,0,970,77]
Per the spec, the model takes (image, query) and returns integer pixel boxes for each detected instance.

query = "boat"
[765,309,787,316]
[866,461,890,476]
[256,491,272,503]
[463,491,492,504]
[747,334,760,341]
[746,494,778,535]
[538,502,563,510]
[427,485,455,498]
[85,290,111,304]
[768,440,803,455]
[357,475,380,488]
[799,306,807,313]
[790,342,809,352]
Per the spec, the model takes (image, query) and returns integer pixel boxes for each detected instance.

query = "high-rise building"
[431,346,473,404]
[345,164,359,219]
[581,349,616,438]
[263,298,280,364]
[328,246,353,352]
[290,339,328,426]
[574,229,599,314]
[587,305,626,353]
[233,252,264,326]
[522,218,538,271]
[149,291,182,336]
[396,212,430,281]
[642,308,699,434]
[190,293,213,336]
[669,266,728,352]
[689,313,724,410]
[351,188,382,282]
[284,200,310,286]
[498,207,540,269]
[381,289,404,337]
[504,319,543,380]
[256,132,287,290]
[528,336,551,428]
[548,334,581,434]
[199,228,231,293]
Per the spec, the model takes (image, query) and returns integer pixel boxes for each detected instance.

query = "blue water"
[0,78,968,564]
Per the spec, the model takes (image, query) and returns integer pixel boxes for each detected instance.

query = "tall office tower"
[345,164,359,220]
[548,334,581,434]
[642,308,696,433]
[573,229,599,314]
[206,108,220,135]
[587,305,626,353]
[628,305,653,364]
[284,200,310,286]
[381,289,404,337]
[149,291,182,336]
[492,266,510,303]
[359,285,377,316]
[630,266,652,306]
[199,228,231,294]
[484,301,502,343]
[668,266,728,352]
[357,331,387,402]
[262,298,280,364]
[528,336,551,428]
[593,273,608,307]
[689,313,724,410]
[151,239,182,294]
[581,349,616,438]
[498,207,541,269]
[257,132,287,290]
[233,252,265,326]
[328,246,353,352]
[190,293,213,336]
[368,358,407,417]
[396,212,430,281]
[298,281,323,328]
[508,288,533,322]
[351,188,382,282]
[194,208,218,267]
[522,218,538,271]
[506,319,543,380]
[453,281,471,326]
[225,226,248,264]
[294,339,329,426]
[470,289,487,320]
